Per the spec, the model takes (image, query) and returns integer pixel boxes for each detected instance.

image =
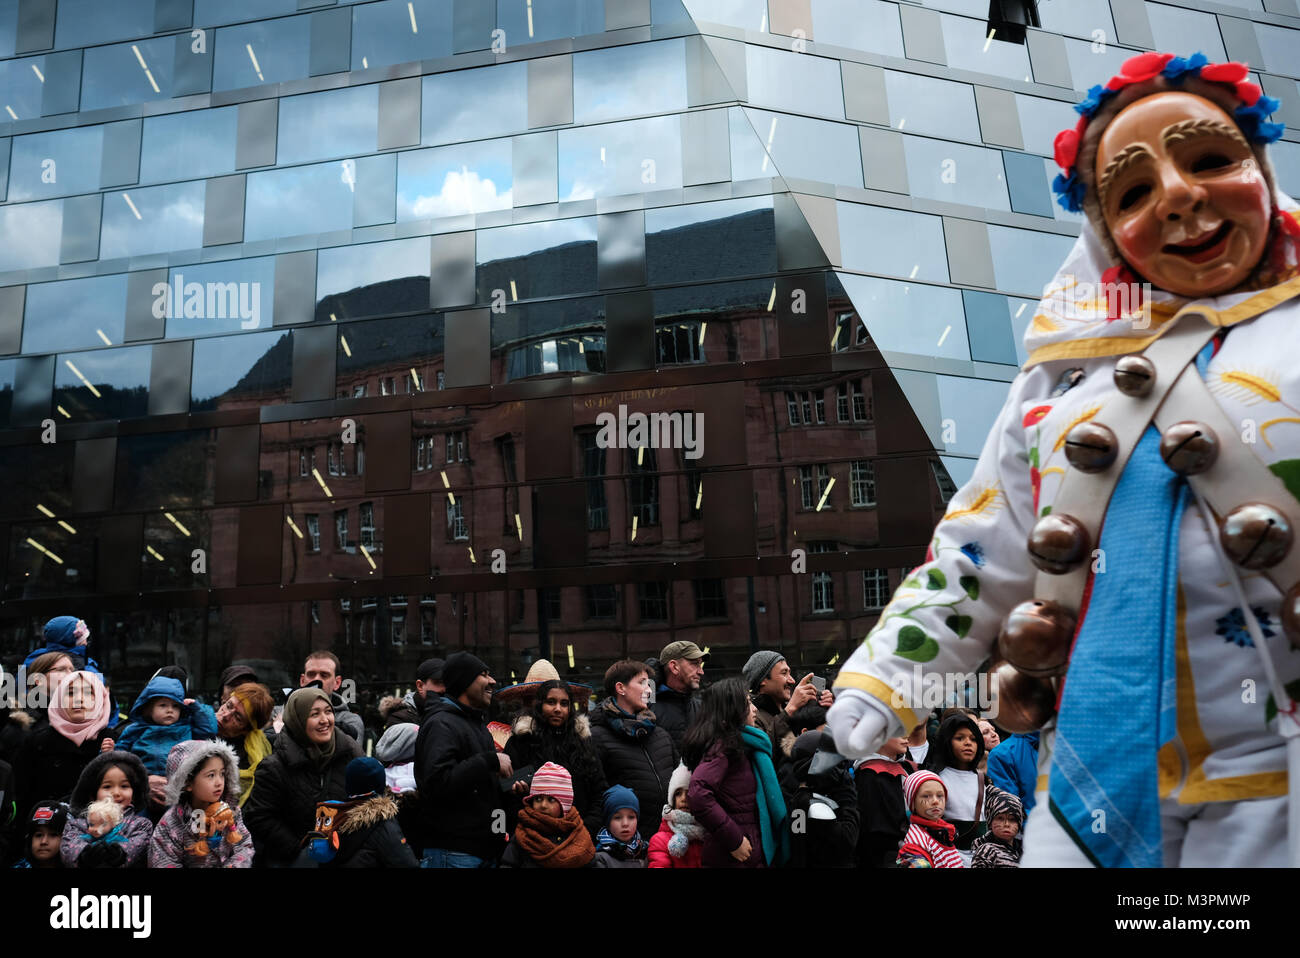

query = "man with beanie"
[653,640,707,751]
[414,651,511,867]
[743,651,833,758]
[380,657,445,729]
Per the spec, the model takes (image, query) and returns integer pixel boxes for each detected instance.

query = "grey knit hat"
[374,721,419,765]
[742,651,786,692]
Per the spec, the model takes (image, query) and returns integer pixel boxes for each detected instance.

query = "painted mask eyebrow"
[1097,143,1155,207]
[1161,117,1249,149]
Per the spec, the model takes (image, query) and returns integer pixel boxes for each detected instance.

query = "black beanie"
[442,652,490,699]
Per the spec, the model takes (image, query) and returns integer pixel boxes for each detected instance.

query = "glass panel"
[140,107,240,185]
[987,224,1076,298]
[810,0,904,57]
[491,296,605,382]
[681,0,766,29]
[476,217,597,302]
[914,0,986,14]
[1035,0,1115,41]
[935,374,1012,457]
[1257,25,1300,80]
[651,0,692,26]
[195,0,297,27]
[23,274,129,355]
[1273,141,1300,200]
[1063,37,1133,93]
[163,256,276,338]
[420,62,528,147]
[1004,149,1054,218]
[653,278,775,362]
[838,274,969,362]
[191,329,291,411]
[54,0,154,50]
[745,45,844,120]
[0,357,14,426]
[558,116,683,201]
[0,0,16,59]
[351,0,455,71]
[885,70,981,143]
[213,16,312,92]
[101,182,206,259]
[497,0,603,44]
[7,126,104,201]
[728,106,770,182]
[116,430,212,511]
[54,345,152,421]
[902,136,1010,210]
[1147,3,1227,62]
[353,153,398,228]
[278,86,380,166]
[336,314,444,392]
[0,56,45,121]
[961,289,1018,365]
[838,202,949,283]
[645,196,775,285]
[1015,93,1078,158]
[573,40,688,125]
[739,109,862,187]
[940,12,1032,82]
[0,200,63,272]
[317,236,432,322]
[82,36,177,111]
[245,163,355,241]
[397,140,514,220]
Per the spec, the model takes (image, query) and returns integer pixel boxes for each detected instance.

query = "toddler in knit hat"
[593,785,646,868]
[500,762,595,869]
[896,770,964,868]
[648,763,704,868]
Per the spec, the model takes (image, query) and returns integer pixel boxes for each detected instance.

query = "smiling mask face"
[1095,91,1271,297]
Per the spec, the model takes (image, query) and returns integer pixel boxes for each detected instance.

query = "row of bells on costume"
[990,354,1300,734]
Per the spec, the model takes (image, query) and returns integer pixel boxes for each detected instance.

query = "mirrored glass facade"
[1,0,1293,709]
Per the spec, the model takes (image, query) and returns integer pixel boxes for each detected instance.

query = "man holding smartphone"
[743,651,835,755]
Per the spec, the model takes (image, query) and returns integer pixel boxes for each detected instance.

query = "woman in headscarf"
[13,671,114,818]
[242,686,362,866]
[215,682,274,807]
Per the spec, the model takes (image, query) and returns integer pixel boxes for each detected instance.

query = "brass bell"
[1281,582,1300,650]
[986,660,1057,733]
[1027,514,1091,574]
[1114,354,1156,397]
[1063,422,1118,473]
[1159,421,1218,475]
[1220,503,1294,570]
[997,598,1076,677]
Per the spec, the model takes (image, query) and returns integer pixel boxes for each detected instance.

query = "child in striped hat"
[500,762,595,869]
[896,770,964,868]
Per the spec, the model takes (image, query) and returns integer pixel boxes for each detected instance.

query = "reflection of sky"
[1063,38,1130,93]
[0,0,15,58]
[987,225,1076,298]
[885,70,980,142]
[245,163,356,241]
[0,200,63,272]
[810,0,904,58]
[421,63,527,147]
[0,56,45,119]
[194,0,295,27]
[936,374,1013,458]
[24,274,129,354]
[497,0,604,44]
[558,115,682,201]
[279,86,379,165]
[1258,24,1299,80]
[729,107,770,181]
[902,137,1009,211]
[352,0,454,70]
[477,217,596,264]
[54,0,153,49]
[741,109,861,187]
[317,236,430,299]
[163,256,276,338]
[1147,4,1225,62]
[941,12,1031,82]
[838,202,949,283]
[1273,142,1300,200]
[140,107,239,184]
[191,330,288,404]
[940,455,976,490]
[9,126,104,201]
[213,17,310,92]
[646,195,771,234]
[1035,0,1115,41]
[1015,93,1077,158]
[838,274,970,362]
[397,141,513,220]
[100,182,206,259]
[682,0,765,29]
[573,40,687,124]
[56,345,151,392]
[82,35,176,111]
[746,46,844,120]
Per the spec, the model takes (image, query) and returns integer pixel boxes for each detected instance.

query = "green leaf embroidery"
[926,568,947,591]
[1028,446,1039,469]
[1265,677,1300,724]
[960,575,979,600]
[1040,505,1052,517]
[895,625,939,662]
[945,614,973,638]
[1269,460,1300,507]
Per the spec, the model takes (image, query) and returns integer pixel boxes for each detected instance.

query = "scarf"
[82,823,128,846]
[908,812,957,844]
[514,805,595,868]
[1049,342,1215,868]
[740,724,790,867]
[49,672,112,746]
[596,827,644,858]
[598,697,657,740]
[234,728,272,807]
[660,806,706,858]
[283,688,337,768]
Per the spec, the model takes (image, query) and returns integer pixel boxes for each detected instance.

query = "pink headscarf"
[48,671,112,746]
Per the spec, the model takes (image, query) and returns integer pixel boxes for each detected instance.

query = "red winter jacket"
[647,818,703,868]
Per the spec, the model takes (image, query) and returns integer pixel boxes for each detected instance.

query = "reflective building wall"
[1,0,1297,702]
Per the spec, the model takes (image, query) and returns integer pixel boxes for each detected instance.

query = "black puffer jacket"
[652,684,699,753]
[324,794,418,868]
[13,720,112,820]
[414,696,506,862]
[587,698,677,838]
[243,727,362,866]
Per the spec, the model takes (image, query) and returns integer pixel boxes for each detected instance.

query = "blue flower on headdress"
[1052,170,1086,213]
[1162,51,1209,82]
[1074,84,1109,119]
[1236,96,1286,144]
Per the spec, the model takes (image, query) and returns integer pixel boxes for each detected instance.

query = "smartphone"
[810,675,827,695]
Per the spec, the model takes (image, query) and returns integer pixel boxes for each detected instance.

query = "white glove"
[827,688,890,759]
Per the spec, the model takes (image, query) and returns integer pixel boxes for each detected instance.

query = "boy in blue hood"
[115,676,218,777]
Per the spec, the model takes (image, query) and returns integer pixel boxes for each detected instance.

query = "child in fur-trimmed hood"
[306,757,418,868]
[149,740,252,868]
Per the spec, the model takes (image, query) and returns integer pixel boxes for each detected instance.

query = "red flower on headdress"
[1105,52,1175,91]
[1054,129,1079,172]
[1199,62,1249,84]
[1234,81,1262,106]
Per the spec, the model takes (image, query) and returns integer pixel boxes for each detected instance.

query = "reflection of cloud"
[245,164,354,241]
[0,200,63,272]
[100,182,205,259]
[140,107,239,184]
[405,168,510,219]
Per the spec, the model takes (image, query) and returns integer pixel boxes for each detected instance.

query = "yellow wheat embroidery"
[1040,466,1065,479]
[943,484,1003,522]
[1031,312,1061,334]
[1051,405,1102,454]
[1210,369,1282,405]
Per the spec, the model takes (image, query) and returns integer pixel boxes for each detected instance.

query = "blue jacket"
[985,732,1039,820]
[22,615,105,677]
[116,677,218,776]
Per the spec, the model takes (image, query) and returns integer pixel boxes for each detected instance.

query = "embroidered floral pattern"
[867,537,983,664]
[1214,606,1276,648]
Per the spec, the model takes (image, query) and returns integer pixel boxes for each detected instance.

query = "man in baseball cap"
[653,641,708,751]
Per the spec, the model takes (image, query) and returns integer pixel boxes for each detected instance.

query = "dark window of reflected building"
[497,435,519,534]
[447,497,467,541]
[586,584,617,621]
[693,579,727,620]
[360,502,376,550]
[683,451,702,520]
[931,460,959,503]
[335,509,349,551]
[863,568,890,610]
[833,311,867,352]
[306,514,321,552]
[579,432,608,531]
[543,588,562,623]
[798,465,831,510]
[810,541,836,613]
[299,449,309,477]
[850,461,876,508]
[837,380,870,423]
[656,321,704,365]
[446,431,467,463]
[628,447,659,526]
[357,442,366,476]
[415,437,430,472]
[638,582,668,622]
